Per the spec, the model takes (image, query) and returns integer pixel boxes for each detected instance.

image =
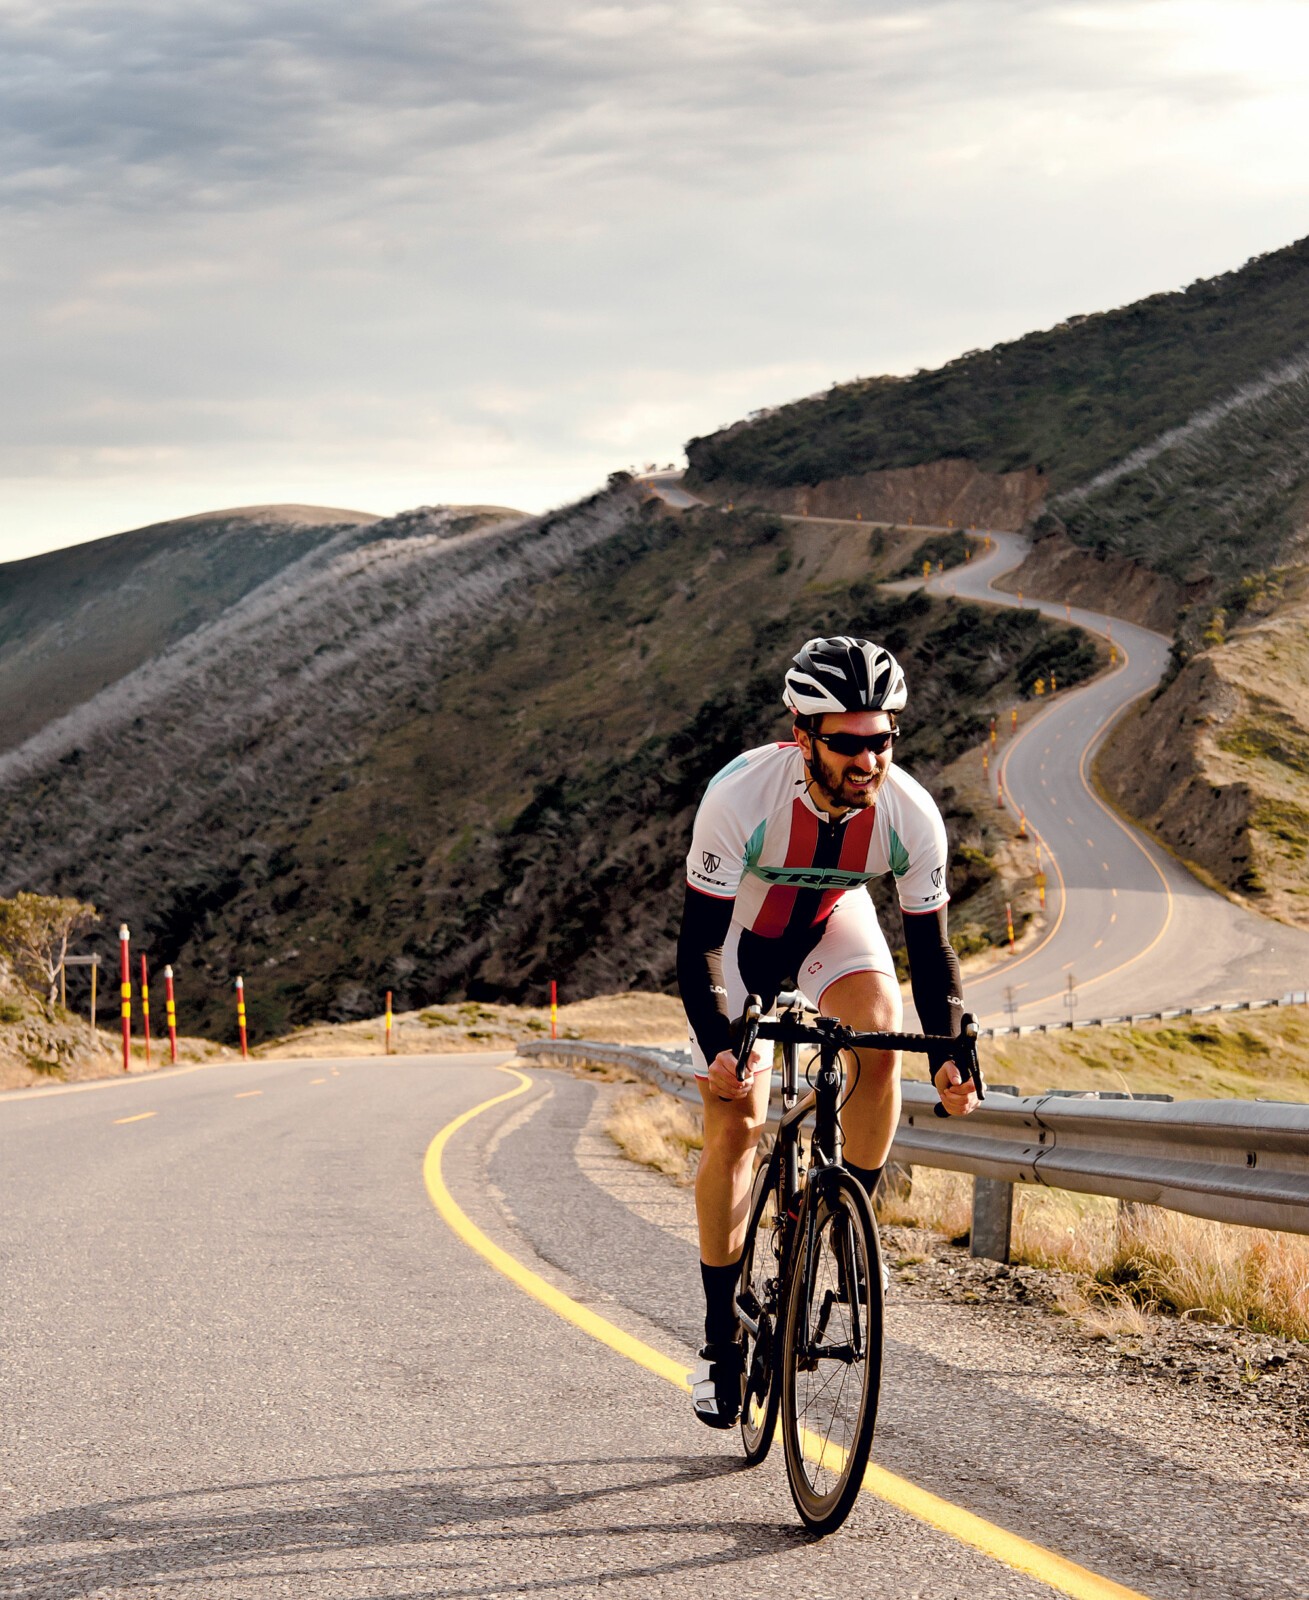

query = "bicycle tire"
[779,1168,884,1533]
[738,1161,783,1464]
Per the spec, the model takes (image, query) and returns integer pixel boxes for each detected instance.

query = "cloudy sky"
[3,0,1308,560]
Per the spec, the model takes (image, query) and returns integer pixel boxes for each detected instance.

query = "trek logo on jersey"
[750,863,872,890]
[702,851,722,875]
[931,866,945,888]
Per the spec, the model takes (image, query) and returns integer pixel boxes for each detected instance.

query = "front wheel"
[780,1168,884,1533]
[737,1162,783,1464]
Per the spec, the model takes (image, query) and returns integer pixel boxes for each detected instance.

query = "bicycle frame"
[733,995,984,1341]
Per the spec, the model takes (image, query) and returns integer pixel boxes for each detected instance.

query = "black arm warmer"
[676,884,736,1065]
[902,907,964,1039]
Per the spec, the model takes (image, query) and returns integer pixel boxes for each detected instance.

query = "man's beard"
[806,746,882,810]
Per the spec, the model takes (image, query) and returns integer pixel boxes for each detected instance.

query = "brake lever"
[931,1012,985,1119]
[735,993,763,1082]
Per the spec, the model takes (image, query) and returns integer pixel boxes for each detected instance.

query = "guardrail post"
[970,1177,1014,1263]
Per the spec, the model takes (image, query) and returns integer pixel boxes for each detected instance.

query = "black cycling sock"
[701,1257,743,1346]
[845,1162,884,1202]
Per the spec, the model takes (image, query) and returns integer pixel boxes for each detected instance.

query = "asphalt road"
[4,1054,1306,1599]
[925,533,1309,1025]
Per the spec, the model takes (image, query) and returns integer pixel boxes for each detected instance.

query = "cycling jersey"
[678,741,959,1071]
[685,742,949,927]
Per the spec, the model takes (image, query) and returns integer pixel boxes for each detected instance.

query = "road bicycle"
[731,991,984,1534]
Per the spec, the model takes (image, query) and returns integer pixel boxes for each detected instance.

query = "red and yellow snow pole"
[550,980,558,1040]
[989,716,997,747]
[1011,707,1018,732]
[996,777,1005,809]
[164,965,178,1064]
[1035,841,1047,910]
[1017,810,1028,840]
[235,976,248,1059]
[1005,901,1016,954]
[119,924,131,1073]
[140,954,152,1068]
[385,990,393,1055]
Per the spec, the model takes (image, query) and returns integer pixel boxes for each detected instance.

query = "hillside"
[686,235,1309,511]
[684,234,1309,929]
[0,504,383,753]
[0,487,1091,1040]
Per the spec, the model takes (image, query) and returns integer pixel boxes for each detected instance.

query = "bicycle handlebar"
[733,993,985,1117]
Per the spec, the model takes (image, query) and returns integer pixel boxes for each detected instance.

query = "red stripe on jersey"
[753,799,819,937]
[812,804,877,925]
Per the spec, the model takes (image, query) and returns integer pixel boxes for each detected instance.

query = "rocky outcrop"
[689,459,1046,532]
[1097,656,1256,889]
[1096,615,1309,926]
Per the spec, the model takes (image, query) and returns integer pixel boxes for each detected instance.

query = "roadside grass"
[596,1057,1309,1341]
[974,1007,1309,1102]
[876,1171,1309,1342]
[604,1086,702,1183]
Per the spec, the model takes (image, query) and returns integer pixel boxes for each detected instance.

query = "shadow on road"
[4,1453,811,1597]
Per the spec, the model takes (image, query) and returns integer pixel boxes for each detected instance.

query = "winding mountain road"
[928,533,1309,1025]
[3,1054,1304,1598]
[645,475,1309,1024]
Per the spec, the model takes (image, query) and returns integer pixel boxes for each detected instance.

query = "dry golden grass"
[875,1166,973,1239]
[1054,1283,1157,1341]
[261,990,688,1058]
[877,1173,1309,1342]
[1112,1206,1309,1342]
[978,1008,1309,1102]
[605,1087,703,1183]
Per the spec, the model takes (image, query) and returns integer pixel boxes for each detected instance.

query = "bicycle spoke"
[781,1173,884,1532]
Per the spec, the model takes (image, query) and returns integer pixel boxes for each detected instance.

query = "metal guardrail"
[518,1038,1309,1259]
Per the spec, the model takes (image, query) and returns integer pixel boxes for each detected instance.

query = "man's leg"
[818,968,902,1201]
[688,1073,771,1425]
[695,1072,772,1268]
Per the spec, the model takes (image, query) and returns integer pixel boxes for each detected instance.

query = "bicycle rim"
[738,1163,783,1464]
[780,1170,884,1533]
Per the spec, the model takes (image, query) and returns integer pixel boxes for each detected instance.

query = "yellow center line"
[424,1067,1154,1600]
[310,1078,327,1084]
[113,1111,157,1125]
[234,1090,263,1099]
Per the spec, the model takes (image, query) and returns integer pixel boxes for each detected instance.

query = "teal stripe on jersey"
[888,824,910,878]
[743,817,766,873]
[705,753,751,793]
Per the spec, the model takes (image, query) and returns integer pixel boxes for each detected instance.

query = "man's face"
[796,710,896,811]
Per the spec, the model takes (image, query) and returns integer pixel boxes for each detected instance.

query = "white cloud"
[2,0,1309,560]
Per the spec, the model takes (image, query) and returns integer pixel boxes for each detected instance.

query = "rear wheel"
[780,1169,884,1533]
[737,1161,784,1464]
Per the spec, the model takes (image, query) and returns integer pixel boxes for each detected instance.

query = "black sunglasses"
[812,728,898,757]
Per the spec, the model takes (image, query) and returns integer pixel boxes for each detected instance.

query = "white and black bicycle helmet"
[782,636,908,717]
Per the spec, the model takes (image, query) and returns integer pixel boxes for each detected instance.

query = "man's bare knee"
[700,1093,767,1163]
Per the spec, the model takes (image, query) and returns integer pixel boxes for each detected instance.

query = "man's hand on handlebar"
[934,1059,979,1117]
[708,1046,762,1099]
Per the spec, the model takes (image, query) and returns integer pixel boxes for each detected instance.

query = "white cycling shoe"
[689,1341,746,1429]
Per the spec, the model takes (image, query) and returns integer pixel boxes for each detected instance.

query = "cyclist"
[679,635,978,1427]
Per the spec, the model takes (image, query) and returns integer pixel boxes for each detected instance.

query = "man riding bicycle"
[678,635,979,1428]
